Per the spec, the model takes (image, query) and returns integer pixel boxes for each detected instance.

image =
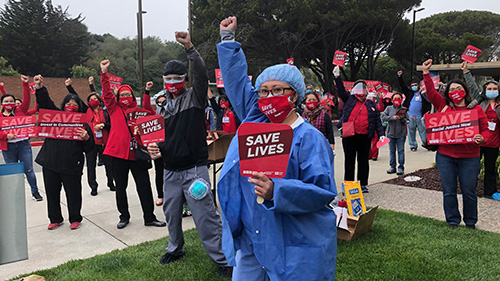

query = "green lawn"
[11,209,500,281]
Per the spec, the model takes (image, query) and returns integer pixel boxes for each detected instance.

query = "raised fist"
[461,61,468,73]
[20,75,29,83]
[422,59,433,74]
[88,76,94,84]
[65,78,72,86]
[220,16,237,31]
[175,31,193,49]
[145,81,153,91]
[100,59,110,73]
[397,70,403,77]
[33,75,43,89]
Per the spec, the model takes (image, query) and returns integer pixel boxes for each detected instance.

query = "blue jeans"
[388,137,405,169]
[408,115,427,149]
[435,152,479,226]
[2,139,39,194]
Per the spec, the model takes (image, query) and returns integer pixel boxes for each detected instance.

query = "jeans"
[408,115,427,149]
[388,137,405,169]
[435,152,480,226]
[2,139,39,194]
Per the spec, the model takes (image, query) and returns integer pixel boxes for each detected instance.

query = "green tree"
[191,0,421,94]
[0,56,19,76]
[388,10,500,81]
[0,0,90,77]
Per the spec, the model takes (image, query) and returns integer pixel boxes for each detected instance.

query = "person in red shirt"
[422,59,488,229]
[208,87,240,134]
[99,59,166,230]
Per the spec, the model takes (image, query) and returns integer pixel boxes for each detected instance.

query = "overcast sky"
[1,0,499,42]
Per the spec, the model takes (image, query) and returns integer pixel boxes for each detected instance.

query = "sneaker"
[32,191,43,201]
[48,222,63,230]
[90,189,98,196]
[182,204,192,217]
[97,160,104,166]
[410,148,417,152]
[217,265,233,279]
[156,198,163,206]
[70,222,81,230]
[387,168,396,174]
[397,168,404,175]
[361,186,369,193]
[108,183,116,191]
[448,223,458,229]
[159,252,185,265]
[492,193,500,201]
[466,224,476,229]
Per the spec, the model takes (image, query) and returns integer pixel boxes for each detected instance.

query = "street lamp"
[137,0,147,94]
[411,7,425,81]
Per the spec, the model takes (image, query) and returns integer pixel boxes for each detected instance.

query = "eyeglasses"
[257,87,293,98]
[449,86,464,92]
[163,74,186,82]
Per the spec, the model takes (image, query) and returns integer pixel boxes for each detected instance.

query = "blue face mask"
[411,86,419,92]
[485,90,499,99]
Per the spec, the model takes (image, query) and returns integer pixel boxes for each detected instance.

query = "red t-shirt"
[222,109,237,134]
[481,104,500,148]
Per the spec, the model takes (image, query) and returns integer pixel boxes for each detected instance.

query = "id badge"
[222,116,230,123]
[95,130,103,138]
[415,96,420,101]
[488,121,496,131]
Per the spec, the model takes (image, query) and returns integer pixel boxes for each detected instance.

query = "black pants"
[43,167,82,223]
[154,157,164,198]
[86,145,114,190]
[480,147,499,196]
[343,134,371,186]
[111,156,157,222]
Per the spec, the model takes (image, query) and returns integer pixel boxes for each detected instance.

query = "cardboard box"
[207,132,235,161]
[337,206,378,241]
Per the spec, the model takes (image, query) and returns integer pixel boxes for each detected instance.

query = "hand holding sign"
[461,45,482,64]
[474,134,484,145]
[249,172,274,203]
[77,128,89,141]
[6,133,16,140]
[376,137,390,148]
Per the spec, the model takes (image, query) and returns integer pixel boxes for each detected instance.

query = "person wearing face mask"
[0,76,43,202]
[146,32,232,278]
[333,66,385,193]
[462,62,500,201]
[85,92,114,195]
[99,60,166,230]
[216,16,337,281]
[381,92,409,175]
[208,87,240,133]
[302,91,335,152]
[34,75,94,230]
[422,59,488,229]
[397,70,432,151]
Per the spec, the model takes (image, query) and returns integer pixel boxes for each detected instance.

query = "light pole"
[411,7,425,81]
[137,0,147,94]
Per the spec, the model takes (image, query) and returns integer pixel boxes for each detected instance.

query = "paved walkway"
[1,137,499,280]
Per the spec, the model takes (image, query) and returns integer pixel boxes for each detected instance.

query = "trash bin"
[0,162,28,265]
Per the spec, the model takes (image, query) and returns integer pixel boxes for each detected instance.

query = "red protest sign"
[238,122,293,178]
[108,74,123,89]
[343,81,354,92]
[332,51,348,67]
[394,107,408,117]
[419,75,440,93]
[376,137,390,148]
[425,110,479,145]
[126,108,151,126]
[374,82,384,93]
[137,115,165,145]
[461,45,482,64]
[29,83,36,95]
[287,58,294,65]
[215,69,224,88]
[0,115,37,138]
[37,109,88,141]
[382,83,390,93]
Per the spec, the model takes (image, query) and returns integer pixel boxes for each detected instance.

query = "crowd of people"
[1,14,500,281]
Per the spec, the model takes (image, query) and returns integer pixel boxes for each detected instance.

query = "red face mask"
[88,100,100,109]
[258,92,295,123]
[220,101,229,109]
[64,105,79,112]
[165,81,185,96]
[449,90,466,104]
[355,94,366,102]
[392,98,402,107]
[306,101,319,110]
[2,102,15,112]
[119,97,134,107]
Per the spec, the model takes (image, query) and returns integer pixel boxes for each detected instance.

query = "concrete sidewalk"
[1,137,499,280]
